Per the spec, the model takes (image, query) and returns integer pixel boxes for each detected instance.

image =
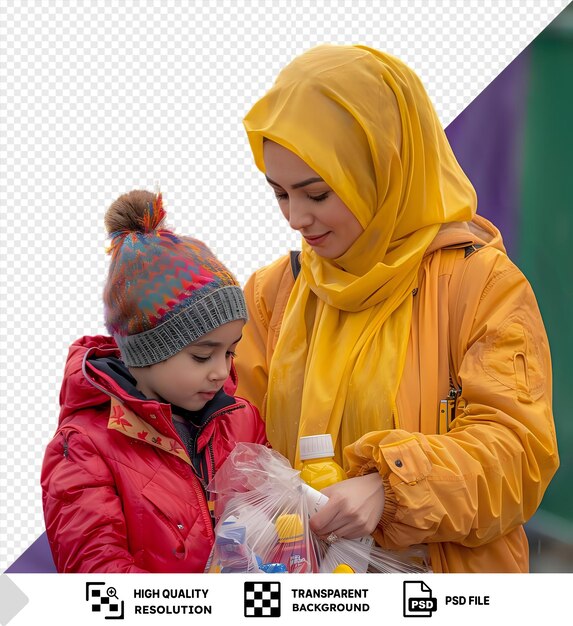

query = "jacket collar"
[424,215,505,258]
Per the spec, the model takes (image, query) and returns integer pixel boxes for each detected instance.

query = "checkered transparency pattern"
[244,581,281,617]
[0,0,568,570]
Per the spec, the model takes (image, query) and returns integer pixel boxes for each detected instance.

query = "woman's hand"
[309,472,385,539]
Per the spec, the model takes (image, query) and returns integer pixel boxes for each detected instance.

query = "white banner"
[2,572,571,625]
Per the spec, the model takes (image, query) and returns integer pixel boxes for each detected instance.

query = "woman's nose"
[286,199,313,231]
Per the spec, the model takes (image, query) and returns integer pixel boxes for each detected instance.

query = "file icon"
[403,580,437,617]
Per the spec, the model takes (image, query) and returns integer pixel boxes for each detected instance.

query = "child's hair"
[103,189,247,367]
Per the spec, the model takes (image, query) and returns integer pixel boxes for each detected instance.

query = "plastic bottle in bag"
[300,434,374,573]
[299,434,346,490]
[268,513,313,573]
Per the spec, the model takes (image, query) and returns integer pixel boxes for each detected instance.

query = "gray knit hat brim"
[115,285,248,367]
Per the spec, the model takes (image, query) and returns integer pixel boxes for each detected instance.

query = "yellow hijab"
[243,45,477,468]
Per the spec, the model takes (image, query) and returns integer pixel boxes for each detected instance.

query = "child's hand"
[309,473,385,540]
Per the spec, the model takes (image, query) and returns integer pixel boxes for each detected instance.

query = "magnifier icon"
[106,587,118,599]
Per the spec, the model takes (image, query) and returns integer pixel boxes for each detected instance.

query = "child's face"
[130,319,244,411]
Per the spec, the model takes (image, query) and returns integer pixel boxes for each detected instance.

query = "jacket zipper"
[439,376,462,433]
[180,404,245,538]
[167,433,214,540]
[192,403,245,531]
[193,403,246,482]
[440,245,480,432]
[208,439,216,483]
[189,470,215,542]
[61,431,73,458]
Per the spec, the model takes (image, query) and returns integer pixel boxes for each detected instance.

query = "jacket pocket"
[380,437,432,485]
[141,465,204,550]
[481,318,545,402]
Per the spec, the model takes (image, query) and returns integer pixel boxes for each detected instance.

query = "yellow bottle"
[300,434,373,574]
[299,434,346,490]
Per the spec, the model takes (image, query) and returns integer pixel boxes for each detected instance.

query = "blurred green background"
[447,3,573,571]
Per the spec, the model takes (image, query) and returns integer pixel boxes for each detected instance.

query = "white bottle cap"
[299,434,335,461]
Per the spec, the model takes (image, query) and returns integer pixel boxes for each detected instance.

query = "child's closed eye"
[191,354,211,363]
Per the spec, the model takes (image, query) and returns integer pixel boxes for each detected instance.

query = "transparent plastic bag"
[204,443,430,574]
[205,443,316,573]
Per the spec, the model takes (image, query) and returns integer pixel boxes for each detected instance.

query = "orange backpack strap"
[438,243,484,432]
[445,243,485,382]
[265,252,300,351]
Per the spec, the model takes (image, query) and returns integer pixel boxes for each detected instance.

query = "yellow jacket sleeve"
[345,249,559,549]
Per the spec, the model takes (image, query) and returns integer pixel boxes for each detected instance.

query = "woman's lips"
[303,232,330,246]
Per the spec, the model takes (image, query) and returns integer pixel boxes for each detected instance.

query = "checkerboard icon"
[244,581,281,617]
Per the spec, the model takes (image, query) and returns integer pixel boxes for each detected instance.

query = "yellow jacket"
[236,218,559,573]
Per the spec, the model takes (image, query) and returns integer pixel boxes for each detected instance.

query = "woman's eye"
[309,192,329,202]
[226,351,237,359]
[274,192,288,201]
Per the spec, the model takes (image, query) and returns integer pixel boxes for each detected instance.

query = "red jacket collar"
[58,335,240,428]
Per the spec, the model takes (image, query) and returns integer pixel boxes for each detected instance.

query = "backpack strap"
[266,253,301,351]
[290,250,302,280]
[464,243,484,258]
[290,246,483,281]
[438,242,485,432]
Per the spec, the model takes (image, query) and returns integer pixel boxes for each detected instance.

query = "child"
[41,189,267,573]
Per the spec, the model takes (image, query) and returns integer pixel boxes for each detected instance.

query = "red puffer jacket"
[41,335,267,573]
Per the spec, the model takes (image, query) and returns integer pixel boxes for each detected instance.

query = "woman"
[235,44,559,572]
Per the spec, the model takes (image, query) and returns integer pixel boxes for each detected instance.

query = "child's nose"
[209,356,229,382]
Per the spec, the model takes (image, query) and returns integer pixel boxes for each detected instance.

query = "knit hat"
[103,189,247,367]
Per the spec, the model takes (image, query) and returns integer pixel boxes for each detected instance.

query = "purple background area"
[6,533,55,573]
[446,49,529,258]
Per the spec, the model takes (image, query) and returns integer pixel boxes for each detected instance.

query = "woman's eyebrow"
[265,175,324,189]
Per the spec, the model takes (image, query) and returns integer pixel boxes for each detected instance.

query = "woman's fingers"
[308,473,385,538]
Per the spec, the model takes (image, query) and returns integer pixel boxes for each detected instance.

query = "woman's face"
[263,141,363,259]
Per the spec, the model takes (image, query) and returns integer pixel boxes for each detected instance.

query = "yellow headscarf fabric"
[243,45,477,468]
